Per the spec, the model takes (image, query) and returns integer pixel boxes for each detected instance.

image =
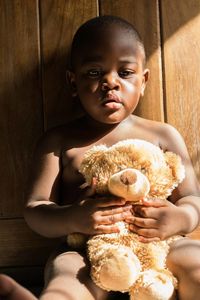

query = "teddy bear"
[67,139,185,300]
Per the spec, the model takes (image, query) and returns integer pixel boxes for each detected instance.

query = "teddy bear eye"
[140,167,146,173]
[118,166,125,171]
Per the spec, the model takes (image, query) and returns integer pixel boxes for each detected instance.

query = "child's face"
[69,26,149,124]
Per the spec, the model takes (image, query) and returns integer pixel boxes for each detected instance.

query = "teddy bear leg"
[90,245,141,292]
[129,269,177,300]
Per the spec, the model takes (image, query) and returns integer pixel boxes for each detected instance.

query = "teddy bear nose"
[120,170,137,185]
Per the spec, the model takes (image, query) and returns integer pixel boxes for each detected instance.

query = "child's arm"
[126,124,200,242]
[24,132,132,238]
[160,123,200,232]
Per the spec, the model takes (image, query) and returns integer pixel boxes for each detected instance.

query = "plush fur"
[67,139,185,300]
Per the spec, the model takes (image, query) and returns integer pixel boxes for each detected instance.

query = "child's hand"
[126,198,187,243]
[72,178,132,235]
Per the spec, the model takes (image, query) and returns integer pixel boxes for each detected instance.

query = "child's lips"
[101,93,123,109]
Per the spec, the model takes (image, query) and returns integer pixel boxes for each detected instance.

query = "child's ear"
[140,68,150,97]
[66,70,77,97]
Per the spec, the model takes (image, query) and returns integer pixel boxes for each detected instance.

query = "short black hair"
[70,15,146,69]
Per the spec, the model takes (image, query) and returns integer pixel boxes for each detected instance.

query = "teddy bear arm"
[164,151,185,183]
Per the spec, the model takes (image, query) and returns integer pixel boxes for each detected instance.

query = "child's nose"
[101,72,120,91]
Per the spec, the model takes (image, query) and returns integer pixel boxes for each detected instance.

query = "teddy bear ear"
[164,152,185,183]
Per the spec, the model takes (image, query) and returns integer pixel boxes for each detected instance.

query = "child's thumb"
[87,177,97,196]
[80,177,97,197]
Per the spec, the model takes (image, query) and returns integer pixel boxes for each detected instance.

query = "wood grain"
[99,0,164,122]
[0,0,43,217]
[0,218,58,267]
[39,0,98,129]
[161,0,200,181]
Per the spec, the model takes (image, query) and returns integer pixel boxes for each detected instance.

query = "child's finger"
[141,198,167,207]
[101,205,132,216]
[94,224,120,234]
[97,197,126,207]
[100,210,132,225]
[137,236,161,243]
[81,177,97,197]
[129,224,159,239]
[134,205,162,218]
[127,216,158,228]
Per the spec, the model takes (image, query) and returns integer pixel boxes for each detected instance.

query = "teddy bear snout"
[120,170,137,185]
[108,168,150,202]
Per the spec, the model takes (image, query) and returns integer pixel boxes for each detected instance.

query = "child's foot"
[0,274,37,300]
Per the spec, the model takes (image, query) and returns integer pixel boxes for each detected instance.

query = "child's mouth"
[103,101,122,110]
[102,93,123,109]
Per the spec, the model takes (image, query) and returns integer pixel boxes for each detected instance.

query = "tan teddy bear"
[67,139,185,300]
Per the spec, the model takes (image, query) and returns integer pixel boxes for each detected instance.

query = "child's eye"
[119,70,135,78]
[86,69,102,78]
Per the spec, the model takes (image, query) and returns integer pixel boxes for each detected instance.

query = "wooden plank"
[161,0,200,181]
[40,0,98,129]
[99,0,164,122]
[0,218,58,267]
[0,0,44,217]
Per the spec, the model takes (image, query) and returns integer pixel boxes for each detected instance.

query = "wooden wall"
[0,0,200,281]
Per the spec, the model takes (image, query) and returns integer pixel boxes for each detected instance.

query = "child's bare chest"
[61,132,127,198]
[60,119,161,203]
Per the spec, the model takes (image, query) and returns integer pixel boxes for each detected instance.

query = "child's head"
[68,15,149,125]
[70,15,146,70]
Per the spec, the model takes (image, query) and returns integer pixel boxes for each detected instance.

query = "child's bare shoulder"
[134,116,183,151]
[135,115,175,132]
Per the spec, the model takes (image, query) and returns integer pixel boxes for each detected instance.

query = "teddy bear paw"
[94,245,141,292]
[130,269,176,300]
